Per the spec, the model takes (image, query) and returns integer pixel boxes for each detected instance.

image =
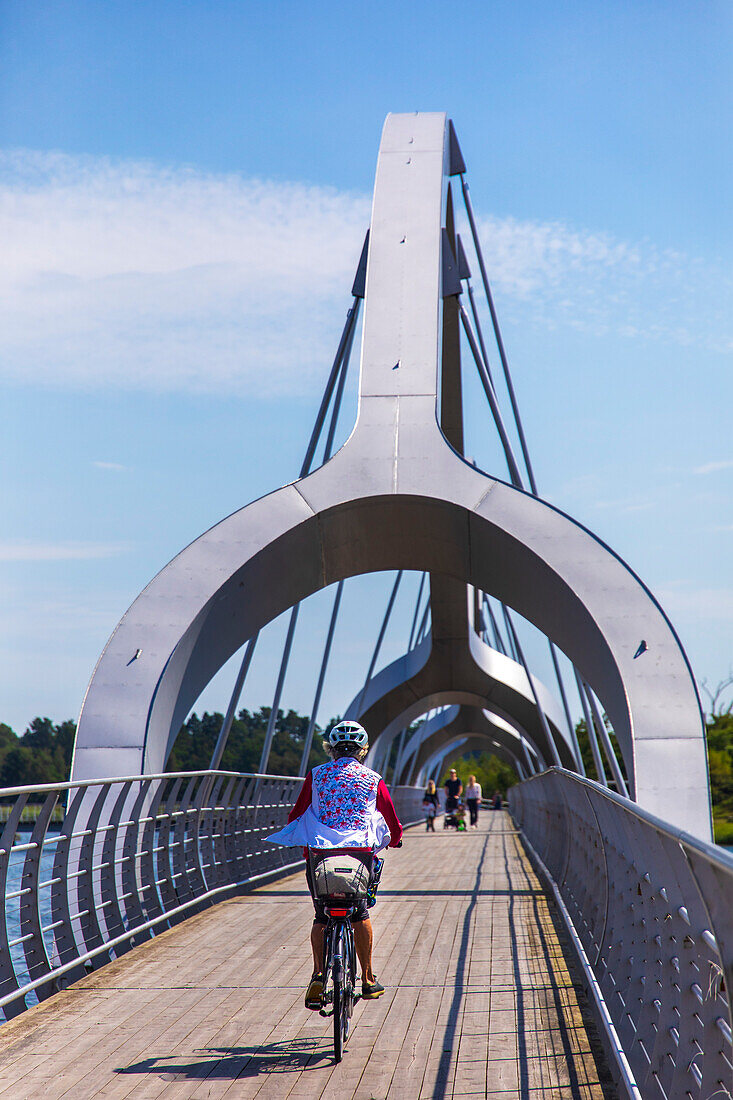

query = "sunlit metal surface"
[509,770,733,1099]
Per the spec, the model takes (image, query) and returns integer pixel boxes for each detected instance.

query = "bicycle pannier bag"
[312,854,370,899]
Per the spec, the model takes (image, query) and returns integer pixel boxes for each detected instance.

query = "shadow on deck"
[0,811,614,1099]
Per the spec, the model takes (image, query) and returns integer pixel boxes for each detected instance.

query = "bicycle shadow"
[115,1037,333,1080]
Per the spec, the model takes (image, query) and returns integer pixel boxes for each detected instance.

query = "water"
[5,830,59,1007]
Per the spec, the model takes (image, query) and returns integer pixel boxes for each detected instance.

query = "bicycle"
[307,847,374,1063]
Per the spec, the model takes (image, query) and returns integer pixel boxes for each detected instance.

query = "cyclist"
[266,720,402,1008]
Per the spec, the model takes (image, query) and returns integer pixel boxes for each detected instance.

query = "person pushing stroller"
[443,769,462,814]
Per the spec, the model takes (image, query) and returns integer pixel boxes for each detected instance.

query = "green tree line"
[1,707,731,843]
[0,708,329,790]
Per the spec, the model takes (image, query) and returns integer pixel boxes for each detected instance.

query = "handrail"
[509,768,733,1100]
[0,770,424,1022]
[0,768,270,799]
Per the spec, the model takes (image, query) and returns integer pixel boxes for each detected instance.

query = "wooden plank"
[0,813,613,1099]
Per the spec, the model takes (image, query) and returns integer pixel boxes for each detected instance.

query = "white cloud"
[0,541,129,562]
[657,584,733,622]
[694,459,733,475]
[1,149,370,396]
[1,148,731,397]
[473,214,733,353]
[93,461,129,471]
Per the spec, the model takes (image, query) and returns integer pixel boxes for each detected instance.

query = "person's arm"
[287,772,313,823]
[458,783,463,797]
[376,780,403,847]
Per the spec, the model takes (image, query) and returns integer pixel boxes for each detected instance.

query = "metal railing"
[509,769,733,1100]
[0,770,424,1022]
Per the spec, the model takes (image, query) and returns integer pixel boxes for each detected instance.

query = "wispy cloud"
[657,584,733,622]
[0,149,369,397]
[92,461,129,471]
[0,541,129,562]
[473,214,733,353]
[1,148,731,397]
[693,459,733,475]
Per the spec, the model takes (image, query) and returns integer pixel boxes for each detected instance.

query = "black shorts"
[305,858,370,925]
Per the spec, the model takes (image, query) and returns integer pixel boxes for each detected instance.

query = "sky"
[1,1,732,736]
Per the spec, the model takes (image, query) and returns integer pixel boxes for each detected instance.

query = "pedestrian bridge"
[0,804,620,1099]
[3,111,732,1098]
[0,771,730,1098]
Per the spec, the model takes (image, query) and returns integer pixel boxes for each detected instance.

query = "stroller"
[443,799,467,831]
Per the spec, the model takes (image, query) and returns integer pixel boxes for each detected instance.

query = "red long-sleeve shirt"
[288,770,403,847]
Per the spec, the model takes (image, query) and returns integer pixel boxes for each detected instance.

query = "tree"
[438,751,517,797]
[700,673,733,719]
[702,678,733,844]
[165,707,328,777]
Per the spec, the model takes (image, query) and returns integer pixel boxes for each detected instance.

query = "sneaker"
[361,977,385,999]
[305,973,323,1010]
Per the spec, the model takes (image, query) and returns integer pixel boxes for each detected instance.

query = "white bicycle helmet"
[327,720,369,748]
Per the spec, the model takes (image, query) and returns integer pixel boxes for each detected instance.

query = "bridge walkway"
[0,811,612,1099]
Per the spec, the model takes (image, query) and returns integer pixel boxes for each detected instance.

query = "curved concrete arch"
[72,111,711,839]
[367,688,547,774]
[355,577,571,772]
[420,735,525,787]
[402,705,534,785]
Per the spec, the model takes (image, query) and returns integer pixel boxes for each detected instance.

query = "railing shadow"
[506,828,616,1100]
[430,817,494,1100]
[428,815,612,1100]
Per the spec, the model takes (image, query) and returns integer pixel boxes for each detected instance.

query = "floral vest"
[312,757,380,832]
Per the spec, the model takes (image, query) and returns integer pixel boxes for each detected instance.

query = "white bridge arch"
[72,113,711,839]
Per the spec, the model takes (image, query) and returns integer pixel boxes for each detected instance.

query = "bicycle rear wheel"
[331,924,346,1063]
[342,921,356,1034]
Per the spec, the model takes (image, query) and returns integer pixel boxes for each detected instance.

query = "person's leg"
[353,918,375,982]
[311,921,325,973]
[305,916,327,1008]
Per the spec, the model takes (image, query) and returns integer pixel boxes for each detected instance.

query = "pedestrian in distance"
[465,774,482,828]
[422,779,439,831]
[443,768,463,814]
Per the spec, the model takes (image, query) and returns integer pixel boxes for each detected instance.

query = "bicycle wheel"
[331,924,345,1063]
[342,921,356,1034]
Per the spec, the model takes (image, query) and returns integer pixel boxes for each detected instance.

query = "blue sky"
[1,1,732,733]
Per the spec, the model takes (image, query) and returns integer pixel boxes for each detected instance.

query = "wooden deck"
[0,811,612,1099]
